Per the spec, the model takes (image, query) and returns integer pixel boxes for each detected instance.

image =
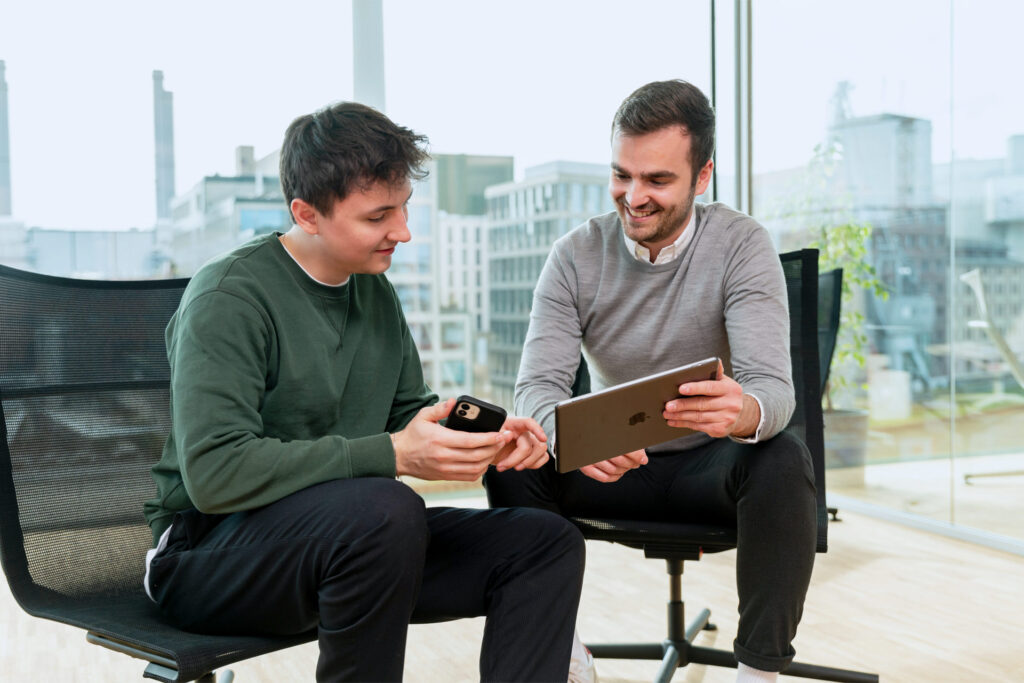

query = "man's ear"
[291,198,320,236]
[695,159,714,196]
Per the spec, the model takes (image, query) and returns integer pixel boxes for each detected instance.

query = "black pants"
[148,478,586,682]
[484,431,817,673]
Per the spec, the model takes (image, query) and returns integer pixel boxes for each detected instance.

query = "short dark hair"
[612,80,716,177]
[279,102,429,218]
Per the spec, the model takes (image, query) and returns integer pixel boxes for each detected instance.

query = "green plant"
[802,143,888,409]
[810,220,888,410]
[764,141,888,410]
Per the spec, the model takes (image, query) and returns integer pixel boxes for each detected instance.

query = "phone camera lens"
[457,409,467,416]
[459,403,470,410]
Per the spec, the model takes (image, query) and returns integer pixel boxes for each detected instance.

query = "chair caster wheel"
[704,622,718,631]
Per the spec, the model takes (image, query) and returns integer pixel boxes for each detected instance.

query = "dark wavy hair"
[279,102,429,219]
[612,80,716,178]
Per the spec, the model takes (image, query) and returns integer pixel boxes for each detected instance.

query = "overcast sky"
[1,0,1020,230]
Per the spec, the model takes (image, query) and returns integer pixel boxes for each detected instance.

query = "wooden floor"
[3,494,1024,682]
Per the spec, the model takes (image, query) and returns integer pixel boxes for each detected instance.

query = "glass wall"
[9,0,1018,543]
[752,1,1024,545]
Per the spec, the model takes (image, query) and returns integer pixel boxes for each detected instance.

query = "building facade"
[485,161,614,408]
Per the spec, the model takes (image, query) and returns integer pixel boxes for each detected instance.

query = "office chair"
[0,264,315,682]
[570,250,877,682]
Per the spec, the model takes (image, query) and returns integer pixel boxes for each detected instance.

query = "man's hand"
[492,415,550,472]
[663,361,760,438]
[579,449,648,483]
[392,398,513,481]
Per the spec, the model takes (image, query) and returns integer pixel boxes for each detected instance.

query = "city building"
[433,154,514,395]
[391,169,475,400]
[25,227,157,279]
[0,216,27,269]
[163,147,289,275]
[0,60,11,217]
[153,70,175,222]
[827,112,951,391]
[484,161,615,408]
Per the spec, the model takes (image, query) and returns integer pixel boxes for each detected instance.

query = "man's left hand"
[663,361,758,438]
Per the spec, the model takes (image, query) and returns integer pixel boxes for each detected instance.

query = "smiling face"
[288,178,413,284]
[610,125,713,257]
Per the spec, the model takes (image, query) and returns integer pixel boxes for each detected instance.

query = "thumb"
[425,397,456,423]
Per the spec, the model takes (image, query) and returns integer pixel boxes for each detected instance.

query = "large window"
[752,1,1024,545]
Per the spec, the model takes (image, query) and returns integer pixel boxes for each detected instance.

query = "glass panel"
[948,0,1024,541]
[1,1,710,408]
[753,1,957,526]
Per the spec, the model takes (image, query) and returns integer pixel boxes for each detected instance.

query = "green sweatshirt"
[143,233,436,543]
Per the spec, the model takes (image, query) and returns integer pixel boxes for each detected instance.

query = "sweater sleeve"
[386,306,438,433]
[721,223,795,440]
[169,290,396,514]
[514,242,584,444]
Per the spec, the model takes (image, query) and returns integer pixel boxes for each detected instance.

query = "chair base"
[587,605,878,683]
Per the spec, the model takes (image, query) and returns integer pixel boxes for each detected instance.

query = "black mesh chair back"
[818,267,844,398]
[0,264,313,682]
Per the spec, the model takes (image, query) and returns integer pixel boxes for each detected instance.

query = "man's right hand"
[579,449,649,483]
[392,398,513,481]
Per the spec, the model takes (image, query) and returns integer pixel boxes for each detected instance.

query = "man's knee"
[505,506,585,568]
[483,461,558,511]
[742,431,815,493]
[301,478,430,559]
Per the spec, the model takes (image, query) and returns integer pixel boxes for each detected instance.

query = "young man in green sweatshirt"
[142,102,585,682]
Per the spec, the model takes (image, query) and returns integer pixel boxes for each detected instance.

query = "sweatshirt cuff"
[346,433,398,478]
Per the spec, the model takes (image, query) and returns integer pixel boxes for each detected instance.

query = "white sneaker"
[568,630,598,683]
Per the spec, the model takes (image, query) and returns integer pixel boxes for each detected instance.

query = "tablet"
[554,356,720,473]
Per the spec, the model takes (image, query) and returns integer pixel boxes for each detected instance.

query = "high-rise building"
[153,70,176,221]
[0,60,11,216]
[0,217,27,269]
[432,154,513,395]
[391,169,475,400]
[166,147,289,274]
[352,0,385,112]
[828,113,950,390]
[983,134,1024,261]
[485,161,614,408]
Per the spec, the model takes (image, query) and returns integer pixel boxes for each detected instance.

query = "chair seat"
[571,516,737,560]
[21,589,315,682]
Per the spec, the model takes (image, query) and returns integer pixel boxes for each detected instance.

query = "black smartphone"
[445,395,507,433]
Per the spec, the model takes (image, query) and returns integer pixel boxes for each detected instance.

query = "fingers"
[579,451,647,483]
[580,464,621,483]
[493,431,549,472]
[612,450,648,467]
[501,415,548,443]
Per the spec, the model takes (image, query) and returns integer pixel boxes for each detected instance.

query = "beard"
[618,181,697,247]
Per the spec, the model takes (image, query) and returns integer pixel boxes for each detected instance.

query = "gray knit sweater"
[514,202,794,455]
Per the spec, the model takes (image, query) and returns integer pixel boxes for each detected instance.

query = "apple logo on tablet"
[628,412,647,426]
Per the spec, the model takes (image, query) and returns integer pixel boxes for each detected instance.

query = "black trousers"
[484,431,817,673]
[148,478,586,682]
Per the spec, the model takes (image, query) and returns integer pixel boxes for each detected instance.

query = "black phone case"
[446,395,507,433]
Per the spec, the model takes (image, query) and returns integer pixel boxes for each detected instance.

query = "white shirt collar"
[623,210,696,265]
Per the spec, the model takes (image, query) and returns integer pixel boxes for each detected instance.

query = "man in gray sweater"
[484,80,817,683]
